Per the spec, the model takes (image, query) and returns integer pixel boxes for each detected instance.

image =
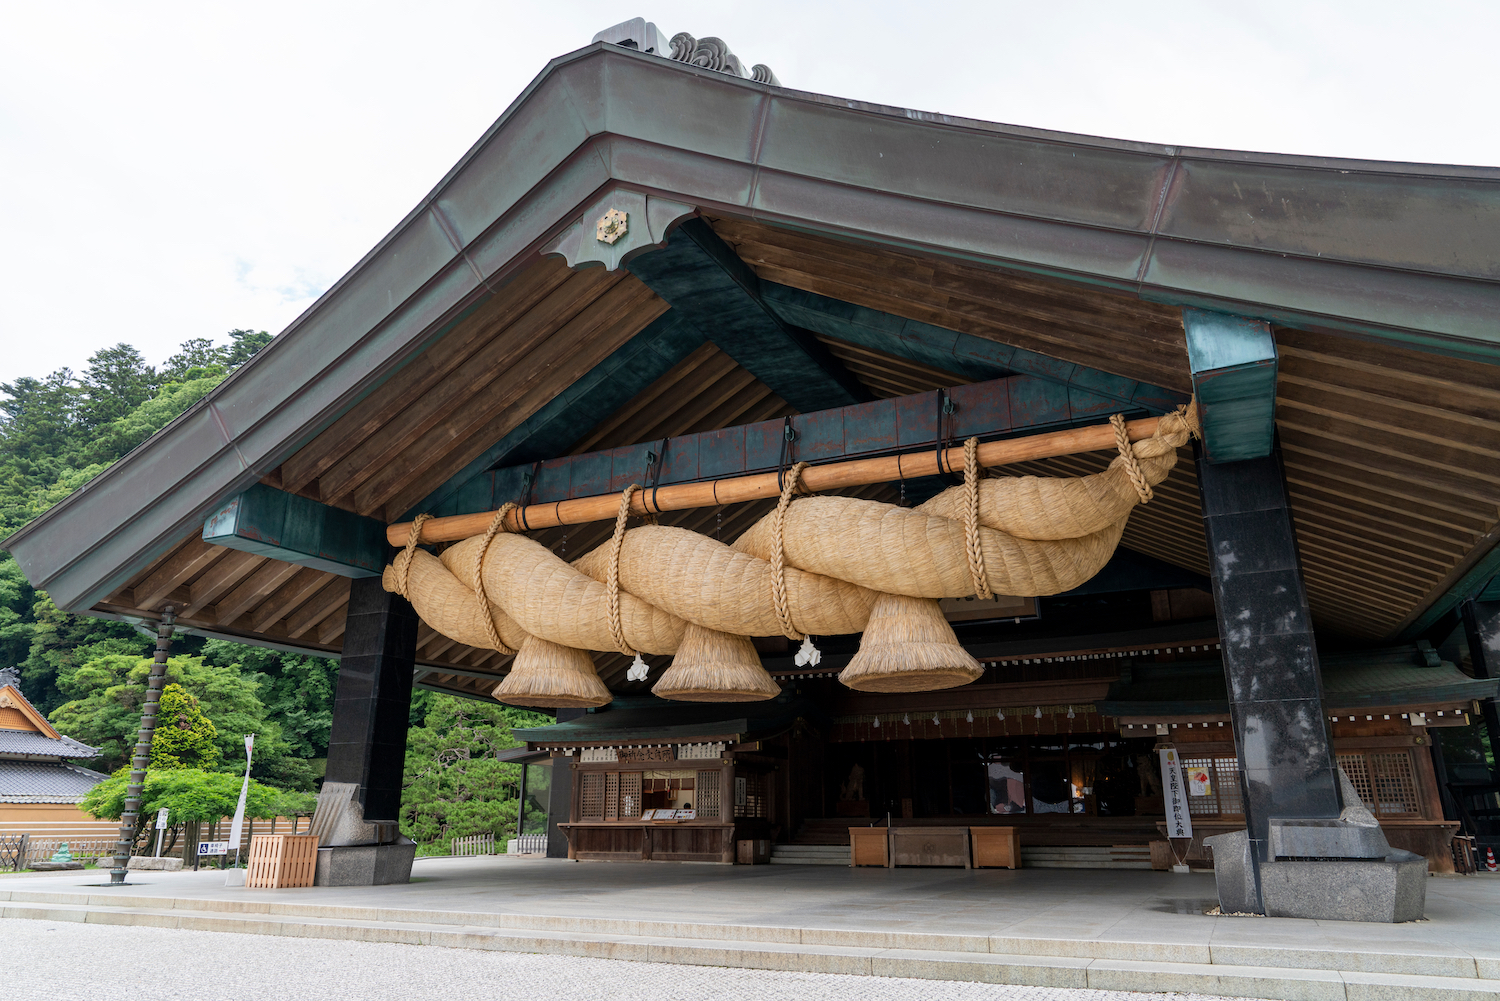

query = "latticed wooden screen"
[619,772,643,818]
[605,772,620,820]
[579,772,605,821]
[696,770,721,819]
[734,774,766,818]
[1181,756,1243,817]
[1337,751,1421,818]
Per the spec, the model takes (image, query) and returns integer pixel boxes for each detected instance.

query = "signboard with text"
[197,841,229,856]
[1158,747,1193,839]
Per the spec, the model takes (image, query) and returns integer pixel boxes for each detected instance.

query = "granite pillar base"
[313,840,417,886]
[1205,830,1428,922]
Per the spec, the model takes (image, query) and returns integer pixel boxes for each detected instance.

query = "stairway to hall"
[768,818,856,865]
[771,820,1156,869]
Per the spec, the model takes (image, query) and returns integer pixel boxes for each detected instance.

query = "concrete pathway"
[3,856,1498,999]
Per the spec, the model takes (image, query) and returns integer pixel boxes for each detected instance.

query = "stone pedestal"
[1205,829,1428,923]
[127,856,183,871]
[314,841,417,886]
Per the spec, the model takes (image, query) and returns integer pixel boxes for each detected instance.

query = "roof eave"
[6,42,1498,616]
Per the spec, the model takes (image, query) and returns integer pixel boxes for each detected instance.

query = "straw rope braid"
[386,403,1207,673]
[394,512,433,600]
[1175,399,1203,440]
[962,437,993,601]
[770,461,810,641]
[1110,414,1154,504]
[607,485,640,656]
[471,503,518,656]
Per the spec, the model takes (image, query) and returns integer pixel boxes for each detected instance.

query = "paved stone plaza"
[5,916,1266,1001]
[4,856,1499,998]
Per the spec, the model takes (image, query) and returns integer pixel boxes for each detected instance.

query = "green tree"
[400,695,550,851]
[76,343,157,430]
[150,684,220,769]
[48,654,315,790]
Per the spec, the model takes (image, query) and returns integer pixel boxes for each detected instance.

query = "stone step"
[1020,846,1152,870]
[2,897,1493,1000]
[769,844,852,866]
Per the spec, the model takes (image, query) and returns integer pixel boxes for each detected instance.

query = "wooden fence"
[451,833,495,856]
[512,834,547,854]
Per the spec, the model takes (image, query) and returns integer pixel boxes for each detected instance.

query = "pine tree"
[150,684,220,770]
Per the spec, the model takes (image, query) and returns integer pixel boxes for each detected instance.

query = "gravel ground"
[6,917,1267,1001]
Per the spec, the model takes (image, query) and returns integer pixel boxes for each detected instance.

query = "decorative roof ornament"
[591,20,779,86]
[595,208,628,245]
[669,32,780,86]
[0,667,19,692]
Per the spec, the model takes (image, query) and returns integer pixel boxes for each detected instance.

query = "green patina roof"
[512,694,816,746]
[1096,645,1497,718]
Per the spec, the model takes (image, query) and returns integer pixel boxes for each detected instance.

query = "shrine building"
[6,21,1499,915]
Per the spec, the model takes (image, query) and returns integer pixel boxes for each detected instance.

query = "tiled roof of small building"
[0,760,111,803]
[0,729,100,759]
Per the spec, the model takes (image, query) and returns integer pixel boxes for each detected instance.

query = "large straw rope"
[387,406,1197,657]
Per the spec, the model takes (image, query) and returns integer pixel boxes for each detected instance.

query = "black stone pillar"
[545,757,573,859]
[545,707,585,859]
[326,576,418,822]
[1461,599,1500,768]
[1197,448,1343,875]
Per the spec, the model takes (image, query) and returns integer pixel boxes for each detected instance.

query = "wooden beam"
[286,579,350,639]
[183,550,264,617]
[251,568,335,632]
[212,558,303,624]
[132,537,224,610]
[625,218,870,412]
[390,414,1167,545]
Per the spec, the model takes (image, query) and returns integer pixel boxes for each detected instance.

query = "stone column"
[1197,448,1343,908]
[545,707,584,859]
[325,576,418,822]
[1461,599,1500,766]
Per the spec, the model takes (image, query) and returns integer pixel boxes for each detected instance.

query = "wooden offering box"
[849,826,890,867]
[890,826,971,868]
[246,833,318,888]
[970,827,1022,869]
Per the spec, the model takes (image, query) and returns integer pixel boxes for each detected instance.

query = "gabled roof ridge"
[0,683,61,739]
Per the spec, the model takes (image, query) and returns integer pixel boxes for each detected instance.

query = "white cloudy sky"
[2,0,1496,388]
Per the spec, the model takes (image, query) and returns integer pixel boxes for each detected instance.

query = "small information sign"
[197,840,230,856]
[155,807,170,830]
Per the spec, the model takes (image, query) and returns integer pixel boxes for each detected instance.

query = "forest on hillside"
[0,333,547,852]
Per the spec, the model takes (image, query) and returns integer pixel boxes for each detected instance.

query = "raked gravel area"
[5,916,1267,1001]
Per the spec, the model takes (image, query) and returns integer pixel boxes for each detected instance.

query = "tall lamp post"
[109,606,176,884]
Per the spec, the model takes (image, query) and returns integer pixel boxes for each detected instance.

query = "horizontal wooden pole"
[387,416,1163,547]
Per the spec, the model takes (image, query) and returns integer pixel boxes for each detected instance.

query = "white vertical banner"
[228,733,254,854]
[1159,746,1193,839]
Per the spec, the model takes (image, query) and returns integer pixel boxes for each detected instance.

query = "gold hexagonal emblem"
[596,208,628,245]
